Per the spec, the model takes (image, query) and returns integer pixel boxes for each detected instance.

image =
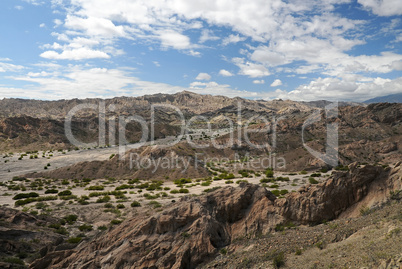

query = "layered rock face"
[31,163,401,269]
[0,207,64,268]
[31,184,280,269]
[276,162,401,223]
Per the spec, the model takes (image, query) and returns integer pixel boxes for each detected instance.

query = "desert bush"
[96,195,111,203]
[67,237,82,244]
[88,185,104,191]
[173,178,192,185]
[280,189,288,195]
[110,219,122,225]
[179,188,189,194]
[148,201,162,208]
[45,189,58,194]
[63,214,78,224]
[58,190,72,196]
[78,224,93,232]
[13,192,39,200]
[131,201,141,207]
[265,168,274,177]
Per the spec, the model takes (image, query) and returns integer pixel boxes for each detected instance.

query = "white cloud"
[189,81,265,98]
[218,69,234,77]
[23,0,44,5]
[158,30,192,50]
[222,34,246,46]
[253,80,265,84]
[270,79,282,87]
[54,19,63,28]
[0,61,24,73]
[40,48,110,60]
[196,72,211,81]
[15,6,23,10]
[16,0,402,102]
[276,76,402,101]
[391,60,402,70]
[358,0,402,16]
[39,23,46,28]
[153,61,161,67]
[233,58,270,78]
[199,29,219,43]
[4,65,262,100]
[65,15,126,38]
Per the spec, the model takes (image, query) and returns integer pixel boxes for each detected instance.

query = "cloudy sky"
[0,0,401,101]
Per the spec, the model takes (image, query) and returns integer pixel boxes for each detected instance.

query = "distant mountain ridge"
[364,93,402,104]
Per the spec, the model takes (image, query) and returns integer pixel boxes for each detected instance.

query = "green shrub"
[300,170,307,175]
[96,195,111,203]
[58,190,72,196]
[335,164,349,171]
[116,204,125,209]
[204,187,221,193]
[55,227,68,235]
[67,237,82,244]
[280,189,288,195]
[173,178,192,185]
[104,203,114,208]
[110,219,122,225]
[272,251,285,268]
[148,201,162,208]
[271,190,280,196]
[78,224,93,232]
[315,241,325,249]
[265,168,274,177]
[170,189,179,194]
[308,177,319,184]
[131,201,141,207]
[13,192,39,200]
[63,214,78,224]
[260,178,272,183]
[179,188,189,194]
[201,181,211,186]
[276,176,289,182]
[88,185,104,191]
[319,167,328,173]
[45,189,58,194]
[3,257,24,265]
[143,193,160,199]
[360,206,371,216]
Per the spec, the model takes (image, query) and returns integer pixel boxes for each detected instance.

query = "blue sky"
[0,0,401,101]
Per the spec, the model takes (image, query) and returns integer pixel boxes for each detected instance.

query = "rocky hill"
[29,162,401,268]
[1,92,400,159]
